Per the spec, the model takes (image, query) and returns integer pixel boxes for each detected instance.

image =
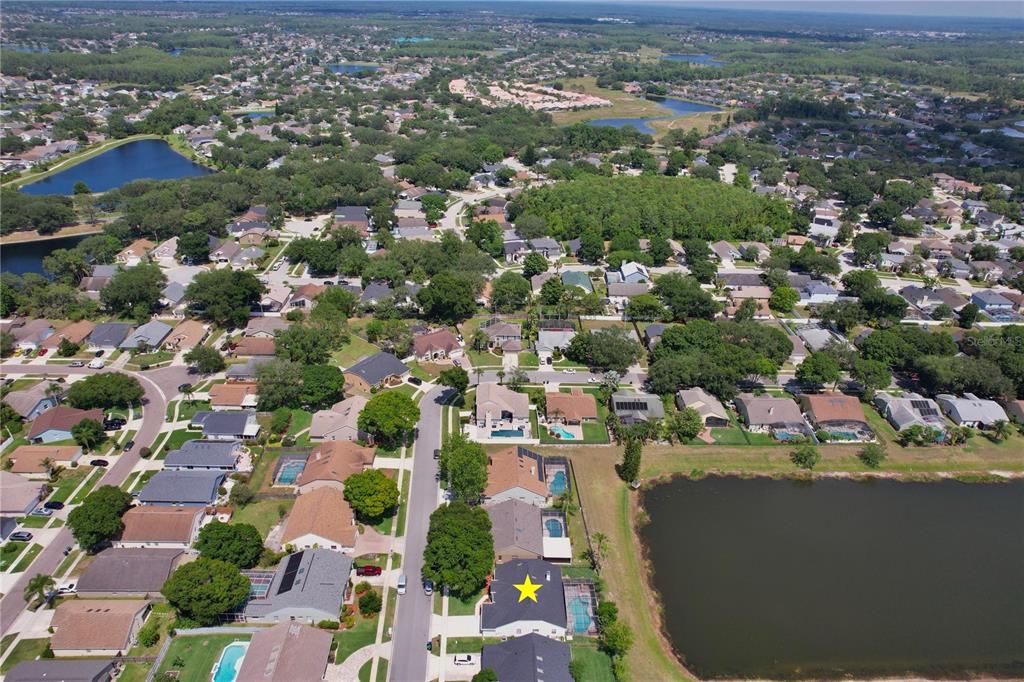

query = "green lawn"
[0,542,29,571]
[332,336,380,369]
[359,659,373,682]
[127,351,173,369]
[248,447,288,491]
[167,400,212,422]
[466,348,500,368]
[446,637,501,653]
[333,614,379,664]
[519,351,540,368]
[14,515,51,528]
[157,428,201,456]
[711,427,750,445]
[448,587,484,616]
[55,549,80,577]
[117,663,150,682]
[128,603,174,657]
[11,543,43,572]
[0,638,50,673]
[233,498,294,538]
[155,634,252,682]
[570,642,616,682]
[69,467,105,504]
[48,466,92,503]
[0,633,17,657]
[393,383,417,398]
[375,443,402,458]
[395,474,411,538]
[286,408,314,445]
[375,659,389,682]
[407,362,435,382]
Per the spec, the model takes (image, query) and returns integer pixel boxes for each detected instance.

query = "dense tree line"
[1,190,76,235]
[0,47,231,88]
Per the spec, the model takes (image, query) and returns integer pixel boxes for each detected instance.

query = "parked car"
[356,565,382,577]
[87,359,105,369]
[31,508,53,517]
[123,440,135,451]
[90,459,109,467]
[562,368,576,374]
[453,655,474,666]
[57,583,76,594]
[37,348,48,356]
[272,261,282,271]
[44,501,65,510]
[69,361,84,367]
[408,376,423,386]
[452,358,461,367]
[433,449,440,460]
[103,420,125,431]
[423,579,434,596]
[94,350,105,357]
[588,376,599,384]
[10,531,33,542]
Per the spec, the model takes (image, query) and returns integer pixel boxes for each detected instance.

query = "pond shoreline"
[634,472,1024,681]
[1,224,105,244]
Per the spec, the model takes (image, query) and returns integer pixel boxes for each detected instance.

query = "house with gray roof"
[87,323,134,351]
[4,383,58,420]
[873,392,947,435]
[344,352,409,391]
[241,550,351,624]
[360,282,394,307]
[970,290,1014,313]
[610,392,664,425]
[607,282,651,311]
[119,320,172,351]
[530,272,556,293]
[77,548,184,597]
[231,246,265,269]
[226,356,273,380]
[560,271,593,293]
[481,559,567,638]
[936,393,1008,428]
[165,440,242,471]
[734,393,806,433]
[5,660,116,682]
[482,321,523,352]
[245,317,290,338]
[528,237,562,260]
[190,411,261,440]
[643,323,667,350]
[138,470,225,506]
[605,261,650,285]
[487,500,544,562]
[535,329,576,361]
[482,635,572,682]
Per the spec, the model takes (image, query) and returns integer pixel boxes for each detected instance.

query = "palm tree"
[991,420,1013,443]
[24,573,56,607]
[473,367,483,386]
[40,457,56,480]
[592,531,609,559]
[45,382,64,404]
[496,370,505,385]
[179,383,195,404]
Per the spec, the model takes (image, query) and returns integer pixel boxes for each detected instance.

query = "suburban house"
[241,550,351,624]
[344,352,409,392]
[334,205,370,231]
[561,271,593,293]
[233,337,276,357]
[226,357,274,381]
[605,262,650,285]
[210,238,240,265]
[309,396,370,443]
[289,283,326,309]
[5,660,116,682]
[970,290,1014,313]
[535,327,576,363]
[487,500,572,563]
[261,285,292,313]
[545,388,597,424]
[711,240,741,263]
[190,411,261,440]
[164,320,207,352]
[607,282,651,311]
[800,392,873,441]
[801,282,840,305]
[27,406,103,443]
[76,548,185,598]
[529,237,563,260]
[137,470,225,506]
[1003,399,1024,424]
[87,322,134,351]
[11,319,54,351]
[41,320,95,351]
[360,282,394,307]
[484,447,549,507]
[235,623,333,682]
[476,383,530,432]
[643,323,667,350]
[412,329,461,362]
[152,236,178,265]
[936,393,1009,428]
[293,440,373,493]
[50,600,150,657]
[161,282,188,316]
[873,392,947,435]
[164,440,243,471]
[0,471,43,517]
[675,388,730,427]
[4,383,59,420]
[482,320,523,353]
[900,286,968,313]
[116,239,154,266]
[481,635,573,682]
[115,506,205,549]
[119,320,172,351]
[245,317,290,338]
[210,382,260,410]
[6,445,82,478]
[481,559,567,638]
[281,486,357,553]
[610,392,665,425]
[734,394,806,433]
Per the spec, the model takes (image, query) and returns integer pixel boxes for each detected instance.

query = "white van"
[87,358,105,369]
[397,575,407,595]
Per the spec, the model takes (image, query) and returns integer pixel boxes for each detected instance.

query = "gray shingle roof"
[191,410,254,437]
[242,550,351,621]
[138,470,224,505]
[487,500,543,557]
[165,440,240,469]
[226,357,274,379]
[119,320,172,349]
[76,548,182,594]
[6,660,116,682]
[88,322,134,348]
[482,634,572,682]
[345,352,408,386]
[481,559,567,632]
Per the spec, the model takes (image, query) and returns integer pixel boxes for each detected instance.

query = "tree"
[466,220,503,258]
[422,502,494,599]
[473,670,498,682]
[417,272,478,323]
[796,352,841,390]
[663,407,703,443]
[858,443,887,469]
[275,324,331,365]
[790,443,820,470]
[229,483,254,507]
[66,485,132,552]
[577,228,605,263]
[490,272,532,312]
[66,373,143,409]
[618,438,641,483]
[359,391,420,446]
[768,287,799,313]
[653,273,719,321]
[852,358,891,399]
[71,418,106,452]
[539,277,565,305]
[991,420,1013,443]
[184,345,226,374]
[600,620,634,658]
[440,435,489,503]
[958,303,979,329]
[625,294,666,321]
[439,367,470,396]
[161,558,250,626]
[299,364,345,409]
[195,521,264,568]
[358,589,383,616]
[565,328,643,374]
[186,269,264,328]
[256,359,304,410]
[521,252,549,278]
[24,573,56,607]
[177,231,211,264]
[841,270,881,298]
[100,264,166,320]
[344,469,400,520]
[57,337,80,357]
[505,367,529,391]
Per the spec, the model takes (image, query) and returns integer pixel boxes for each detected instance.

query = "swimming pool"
[211,641,249,682]
[275,460,306,485]
[568,596,594,634]
[549,425,577,440]
[545,518,564,537]
[549,470,568,496]
[491,428,524,438]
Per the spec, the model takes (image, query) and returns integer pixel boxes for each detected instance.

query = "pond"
[663,53,724,66]
[1,234,89,276]
[640,476,1024,679]
[328,63,380,74]
[587,98,721,135]
[19,139,212,196]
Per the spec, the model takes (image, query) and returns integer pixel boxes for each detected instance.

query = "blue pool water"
[549,471,568,496]
[545,518,564,537]
[212,642,248,682]
[276,460,306,485]
[587,97,722,136]
[491,428,524,438]
[569,597,594,633]
[549,425,577,440]
[329,63,380,74]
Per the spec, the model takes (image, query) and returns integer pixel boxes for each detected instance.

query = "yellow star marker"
[513,574,543,603]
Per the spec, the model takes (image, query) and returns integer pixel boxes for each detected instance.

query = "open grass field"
[332,336,380,369]
[551,77,673,125]
[155,634,252,682]
[232,498,293,538]
[333,613,379,664]
[571,641,617,682]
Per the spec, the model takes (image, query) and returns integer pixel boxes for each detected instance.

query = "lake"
[329,63,380,74]
[664,53,724,66]
[640,476,1024,679]
[19,139,212,196]
[587,97,721,135]
[1,234,89,276]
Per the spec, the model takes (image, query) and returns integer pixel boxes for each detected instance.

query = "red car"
[37,348,48,356]
[356,565,383,576]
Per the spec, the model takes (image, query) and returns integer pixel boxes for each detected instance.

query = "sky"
[639,1,1024,18]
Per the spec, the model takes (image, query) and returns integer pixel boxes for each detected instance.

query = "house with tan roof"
[41,320,95,350]
[295,441,375,494]
[545,388,597,424]
[50,599,150,656]
[6,445,82,478]
[233,336,276,357]
[115,506,205,549]
[164,320,207,351]
[309,396,370,443]
[290,283,326,309]
[11,319,54,351]
[3,382,59,420]
[800,392,874,441]
[116,239,155,267]
[0,471,43,516]
[476,383,530,433]
[734,393,806,434]
[675,388,730,427]
[484,446,549,507]
[281,486,357,552]
[28,406,104,443]
[236,623,333,682]
[412,329,462,361]
[244,317,290,338]
[210,382,259,410]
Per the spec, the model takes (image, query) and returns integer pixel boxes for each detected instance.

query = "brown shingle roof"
[165,320,207,350]
[7,445,81,474]
[27,406,103,440]
[236,623,333,682]
[801,392,868,424]
[210,382,259,408]
[485,447,548,499]
[41,320,95,348]
[545,388,597,422]
[234,337,276,356]
[120,506,203,543]
[50,600,149,651]
[413,329,459,356]
[281,487,356,548]
[297,441,375,487]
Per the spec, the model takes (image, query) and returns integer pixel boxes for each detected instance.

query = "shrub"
[137,621,160,648]
[138,446,152,459]
[343,614,356,629]
[354,581,372,596]
[317,619,340,630]
[858,443,887,469]
[358,590,382,616]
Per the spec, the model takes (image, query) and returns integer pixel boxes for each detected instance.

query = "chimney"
[545,571,551,582]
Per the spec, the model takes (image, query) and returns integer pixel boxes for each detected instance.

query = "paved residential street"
[389,386,449,682]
